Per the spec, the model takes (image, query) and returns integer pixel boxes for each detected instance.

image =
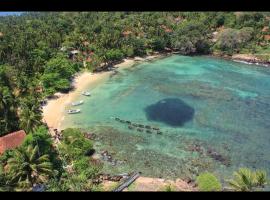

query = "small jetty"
[113,172,141,192]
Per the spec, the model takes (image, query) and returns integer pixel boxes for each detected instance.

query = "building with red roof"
[0,130,26,154]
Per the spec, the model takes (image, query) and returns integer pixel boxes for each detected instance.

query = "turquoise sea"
[61,55,270,182]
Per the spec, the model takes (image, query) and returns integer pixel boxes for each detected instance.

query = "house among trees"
[264,34,270,41]
[122,30,132,37]
[69,49,80,60]
[0,130,26,154]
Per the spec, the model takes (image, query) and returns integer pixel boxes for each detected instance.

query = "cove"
[61,55,270,182]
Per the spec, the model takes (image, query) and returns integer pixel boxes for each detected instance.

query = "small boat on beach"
[67,109,81,114]
[71,100,84,106]
[81,91,91,96]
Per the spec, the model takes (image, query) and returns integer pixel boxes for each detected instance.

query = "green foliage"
[171,20,210,55]
[19,97,43,133]
[55,128,101,191]
[41,55,79,95]
[214,27,254,55]
[0,12,269,136]
[255,170,267,187]
[5,145,55,190]
[150,37,166,51]
[196,172,222,191]
[22,126,52,154]
[228,168,268,191]
[0,11,270,191]
[104,49,124,63]
[235,13,265,29]
[59,128,93,160]
[0,164,8,191]
[0,66,19,135]
[163,184,176,192]
[22,126,62,173]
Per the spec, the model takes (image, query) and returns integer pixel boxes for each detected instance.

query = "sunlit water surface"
[62,55,270,183]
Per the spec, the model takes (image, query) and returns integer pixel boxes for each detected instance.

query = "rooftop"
[0,130,26,154]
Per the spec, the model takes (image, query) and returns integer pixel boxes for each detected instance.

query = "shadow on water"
[144,98,195,127]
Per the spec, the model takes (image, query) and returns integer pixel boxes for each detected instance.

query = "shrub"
[196,172,222,191]
[228,168,268,191]
[163,184,176,192]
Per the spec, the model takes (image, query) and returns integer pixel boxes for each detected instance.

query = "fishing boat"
[67,109,81,114]
[81,91,91,96]
[71,100,84,106]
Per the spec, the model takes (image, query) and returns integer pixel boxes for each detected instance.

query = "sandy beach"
[102,176,196,191]
[42,55,162,132]
[42,70,111,132]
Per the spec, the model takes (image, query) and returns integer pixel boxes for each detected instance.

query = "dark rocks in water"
[126,120,131,124]
[111,160,117,166]
[183,177,196,187]
[117,160,125,165]
[207,148,231,167]
[132,123,139,127]
[110,70,119,77]
[222,143,230,151]
[96,174,123,182]
[157,131,162,135]
[84,132,97,140]
[85,149,95,156]
[107,155,112,162]
[144,98,195,127]
[187,144,204,155]
[110,175,122,181]
[145,125,151,129]
[146,130,152,134]
[128,125,134,130]
[119,119,125,123]
[137,128,144,132]
[115,117,120,121]
[153,127,160,130]
[101,150,109,156]
[101,150,116,163]
[138,124,145,128]
[144,161,151,167]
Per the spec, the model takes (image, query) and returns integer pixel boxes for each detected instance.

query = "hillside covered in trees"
[1,12,270,136]
[1,12,270,192]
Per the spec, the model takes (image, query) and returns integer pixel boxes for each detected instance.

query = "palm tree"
[0,165,8,191]
[0,86,19,135]
[6,145,54,190]
[19,99,43,133]
[228,168,268,191]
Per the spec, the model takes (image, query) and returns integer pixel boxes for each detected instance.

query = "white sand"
[42,55,163,131]
[42,71,111,131]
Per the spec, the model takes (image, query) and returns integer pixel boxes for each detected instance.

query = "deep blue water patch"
[62,55,270,182]
[144,98,195,127]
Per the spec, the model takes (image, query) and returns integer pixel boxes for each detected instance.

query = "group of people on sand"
[51,128,63,143]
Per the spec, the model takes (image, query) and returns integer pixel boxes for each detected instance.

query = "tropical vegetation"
[1,12,270,136]
[0,12,270,191]
[196,172,222,191]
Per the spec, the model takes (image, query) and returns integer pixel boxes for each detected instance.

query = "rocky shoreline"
[210,53,270,67]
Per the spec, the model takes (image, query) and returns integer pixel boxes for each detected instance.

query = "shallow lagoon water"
[62,55,270,182]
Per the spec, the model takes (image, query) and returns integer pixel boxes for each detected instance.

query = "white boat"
[81,91,91,96]
[67,109,81,114]
[71,100,84,106]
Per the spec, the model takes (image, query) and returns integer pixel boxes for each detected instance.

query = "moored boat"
[71,100,84,106]
[81,91,91,96]
[67,109,81,114]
